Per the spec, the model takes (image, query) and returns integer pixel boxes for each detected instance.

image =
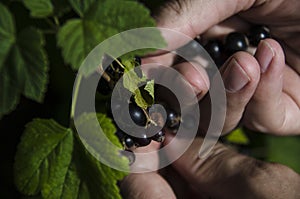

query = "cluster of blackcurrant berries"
[203,25,270,67]
[97,55,182,163]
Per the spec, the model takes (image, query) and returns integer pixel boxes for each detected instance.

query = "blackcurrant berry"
[225,32,248,55]
[124,136,135,149]
[97,77,112,95]
[151,131,165,143]
[166,108,181,130]
[129,103,147,126]
[248,26,270,46]
[204,40,224,67]
[115,130,125,141]
[134,133,151,147]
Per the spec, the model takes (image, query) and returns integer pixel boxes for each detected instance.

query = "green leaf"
[57,0,160,71]
[0,26,49,118]
[0,3,15,70]
[14,119,73,197]
[225,128,249,145]
[74,113,128,198]
[23,0,54,18]
[134,89,149,109]
[68,0,95,17]
[266,136,300,173]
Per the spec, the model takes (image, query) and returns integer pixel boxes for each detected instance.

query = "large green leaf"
[74,113,128,199]
[68,0,96,17]
[14,119,74,197]
[23,0,54,18]
[57,0,160,72]
[0,3,15,70]
[0,9,48,118]
[15,114,128,198]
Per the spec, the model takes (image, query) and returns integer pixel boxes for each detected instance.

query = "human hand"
[120,134,300,199]
[144,0,300,135]
[120,0,300,198]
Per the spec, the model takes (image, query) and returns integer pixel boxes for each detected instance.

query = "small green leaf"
[57,0,161,72]
[134,89,149,109]
[226,128,249,145]
[23,0,54,18]
[123,69,142,93]
[0,5,49,119]
[14,119,73,197]
[144,79,155,101]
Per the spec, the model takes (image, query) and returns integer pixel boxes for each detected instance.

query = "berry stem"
[70,74,82,122]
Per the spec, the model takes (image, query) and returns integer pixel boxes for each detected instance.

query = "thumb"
[164,134,300,198]
[155,0,256,50]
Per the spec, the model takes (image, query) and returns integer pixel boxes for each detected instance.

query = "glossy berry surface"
[248,26,270,46]
[129,103,147,126]
[151,131,165,142]
[134,133,151,146]
[124,136,135,148]
[204,40,224,67]
[166,108,180,130]
[225,32,248,54]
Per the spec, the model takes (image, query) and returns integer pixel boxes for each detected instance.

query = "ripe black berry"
[225,32,248,55]
[133,133,151,147]
[248,26,270,46]
[151,131,165,142]
[204,40,224,67]
[129,103,147,126]
[124,136,135,148]
[166,108,181,130]
[115,130,125,141]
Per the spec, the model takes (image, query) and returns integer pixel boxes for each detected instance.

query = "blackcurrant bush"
[248,26,270,46]
[151,131,165,143]
[225,32,248,55]
[129,103,147,126]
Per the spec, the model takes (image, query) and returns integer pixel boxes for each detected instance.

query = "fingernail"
[223,58,250,93]
[255,40,275,73]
